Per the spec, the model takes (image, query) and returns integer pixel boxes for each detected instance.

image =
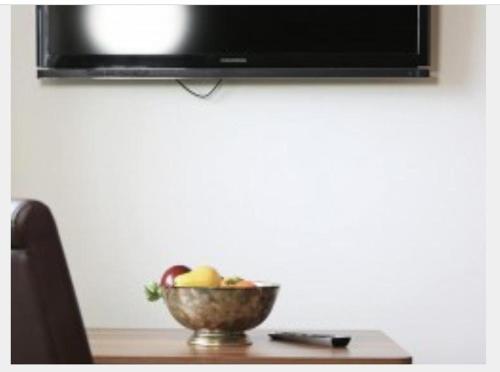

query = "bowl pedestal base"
[188,330,251,347]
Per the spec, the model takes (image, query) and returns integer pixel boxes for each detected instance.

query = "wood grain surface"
[87,328,412,364]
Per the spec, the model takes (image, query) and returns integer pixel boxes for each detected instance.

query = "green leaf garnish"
[144,282,163,302]
[223,276,243,285]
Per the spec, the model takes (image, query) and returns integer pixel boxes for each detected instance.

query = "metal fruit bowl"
[163,282,279,346]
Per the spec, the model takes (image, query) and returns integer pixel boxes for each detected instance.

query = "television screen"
[37,5,429,78]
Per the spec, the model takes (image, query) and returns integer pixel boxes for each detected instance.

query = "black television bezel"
[36,5,430,78]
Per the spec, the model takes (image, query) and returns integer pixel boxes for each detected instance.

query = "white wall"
[12,6,485,364]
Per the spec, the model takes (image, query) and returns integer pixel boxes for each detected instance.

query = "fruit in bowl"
[145,265,279,346]
[175,265,222,288]
[160,265,191,288]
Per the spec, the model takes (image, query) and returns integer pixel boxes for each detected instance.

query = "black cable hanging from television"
[175,79,223,99]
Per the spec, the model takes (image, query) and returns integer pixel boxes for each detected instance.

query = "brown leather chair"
[11,199,92,364]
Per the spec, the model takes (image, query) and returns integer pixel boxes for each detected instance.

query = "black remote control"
[269,332,351,348]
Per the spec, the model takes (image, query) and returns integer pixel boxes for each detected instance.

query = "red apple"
[160,265,191,288]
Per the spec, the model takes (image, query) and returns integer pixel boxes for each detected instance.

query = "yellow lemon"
[174,266,221,288]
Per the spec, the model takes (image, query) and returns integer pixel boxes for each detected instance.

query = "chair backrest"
[11,199,92,364]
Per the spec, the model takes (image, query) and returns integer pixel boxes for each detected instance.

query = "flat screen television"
[37,5,430,78]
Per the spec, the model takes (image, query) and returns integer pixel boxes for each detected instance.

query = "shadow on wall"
[39,6,482,90]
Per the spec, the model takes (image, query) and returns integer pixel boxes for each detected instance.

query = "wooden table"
[87,328,412,364]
